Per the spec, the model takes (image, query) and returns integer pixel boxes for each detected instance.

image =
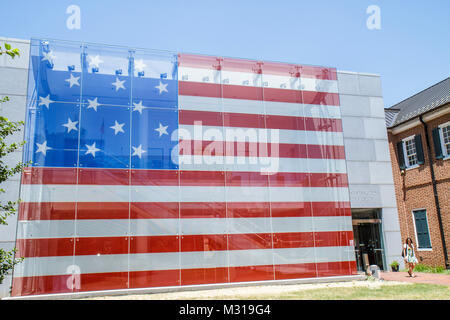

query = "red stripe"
[21,167,77,185]
[178,53,222,70]
[20,168,348,187]
[270,201,351,217]
[19,201,350,221]
[16,231,353,258]
[179,109,343,132]
[79,168,129,185]
[179,81,340,106]
[130,202,179,219]
[18,202,76,220]
[11,261,356,296]
[180,140,346,159]
[178,53,338,80]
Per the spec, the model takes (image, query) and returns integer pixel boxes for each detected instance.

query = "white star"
[154,123,169,137]
[62,118,78,133]
[112,77,126,91]
[38,95,54,109]
[41,51,55,63]
[134,59,147,72]
[65,73,80,88]
[155,81,168,94]
[88,55,103,69]
[35,141,52,156]
[85,142,100,158]
[110,120,125,135]
[132,101,147,114]
[87,97,101,111]
[131,144,146,159]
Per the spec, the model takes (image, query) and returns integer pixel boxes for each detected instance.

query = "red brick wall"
[388,111,450,267]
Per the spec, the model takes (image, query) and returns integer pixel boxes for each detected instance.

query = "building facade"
[0,37,400,298]
[386,78,450,268]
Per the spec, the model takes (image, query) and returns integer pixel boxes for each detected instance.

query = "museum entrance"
[352,209,386,272]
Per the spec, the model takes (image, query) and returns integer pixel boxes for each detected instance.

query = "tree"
[0,42,25,284]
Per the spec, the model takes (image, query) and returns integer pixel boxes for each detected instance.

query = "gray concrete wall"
[337,70,403,269]
[0,37,30,297]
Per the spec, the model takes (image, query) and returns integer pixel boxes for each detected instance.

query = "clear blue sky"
[1,0,449,108]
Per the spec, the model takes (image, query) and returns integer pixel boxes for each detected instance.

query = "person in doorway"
[403,237,418,277]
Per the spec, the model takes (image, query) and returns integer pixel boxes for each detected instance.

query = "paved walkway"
[381,271,450,286]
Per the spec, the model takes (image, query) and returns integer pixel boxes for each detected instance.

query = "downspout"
[419,115,449,268]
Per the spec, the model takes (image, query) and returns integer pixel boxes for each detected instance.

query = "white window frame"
[402,135,419,169]
[412,208,433,251]
[438,121,450,160]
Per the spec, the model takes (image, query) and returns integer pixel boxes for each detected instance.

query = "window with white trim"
[439,121,450,158]
[403,136,418,167]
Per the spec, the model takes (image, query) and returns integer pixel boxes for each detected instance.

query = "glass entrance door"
[352,209,385,271]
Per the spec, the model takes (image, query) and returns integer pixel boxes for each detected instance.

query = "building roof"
[385,77,450,128]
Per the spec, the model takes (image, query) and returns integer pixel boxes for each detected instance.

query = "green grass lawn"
[276,283,449,300]
[196,283,450,300]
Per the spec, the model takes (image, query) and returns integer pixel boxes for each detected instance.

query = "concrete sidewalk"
[381,271,450,286]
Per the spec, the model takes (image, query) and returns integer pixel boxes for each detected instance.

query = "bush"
[413,264,447,273]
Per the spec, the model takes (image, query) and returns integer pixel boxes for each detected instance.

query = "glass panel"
[81,44,131,107]
[302,66,353,277]
[74,170,130,292]
[177,54,227,285]
[14,168,77,296]
[35,40,82,103]
[227,173,273,282]
[129,169,180,288]
[28,102,79,168]
[132,50,178,109]
[178,53,222,99]
[79,105,131,169]
[129,49,181,289]
[221,58,274,283]
[178,53,224,172]
[262,61,302,104]
[12,39,81,296]
[131,108,178,170]
[180,171,228,285]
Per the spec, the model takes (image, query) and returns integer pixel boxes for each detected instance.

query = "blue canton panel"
[79,105,131,169]
[131,107,179,169]
[30,102,80,167]
[25,39,179,170]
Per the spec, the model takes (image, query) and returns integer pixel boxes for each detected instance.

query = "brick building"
[385,77,449,268]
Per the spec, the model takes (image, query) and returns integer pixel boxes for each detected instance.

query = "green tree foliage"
[0,42,25,284]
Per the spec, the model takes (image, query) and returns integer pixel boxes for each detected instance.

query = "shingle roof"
[385,77,450,128]
[384,108,400,127]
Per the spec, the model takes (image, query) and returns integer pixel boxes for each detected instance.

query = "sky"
[0,0,449,108]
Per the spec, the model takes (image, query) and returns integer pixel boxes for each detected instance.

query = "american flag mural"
[11,39,356,297]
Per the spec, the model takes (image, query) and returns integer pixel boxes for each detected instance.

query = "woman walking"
[403,237,418,277]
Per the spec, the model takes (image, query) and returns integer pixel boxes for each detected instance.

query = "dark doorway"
[352,209,386,271]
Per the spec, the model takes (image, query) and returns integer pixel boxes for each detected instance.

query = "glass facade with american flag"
[12,39,356,296]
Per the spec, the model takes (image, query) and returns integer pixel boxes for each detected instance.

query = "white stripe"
[17,216,352,239]
[179,124,345,146]
[179,95,342,119]
[13,246,353,277]
[179,156,347,173]
[178,67,338,93]
[19,185,349,203]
